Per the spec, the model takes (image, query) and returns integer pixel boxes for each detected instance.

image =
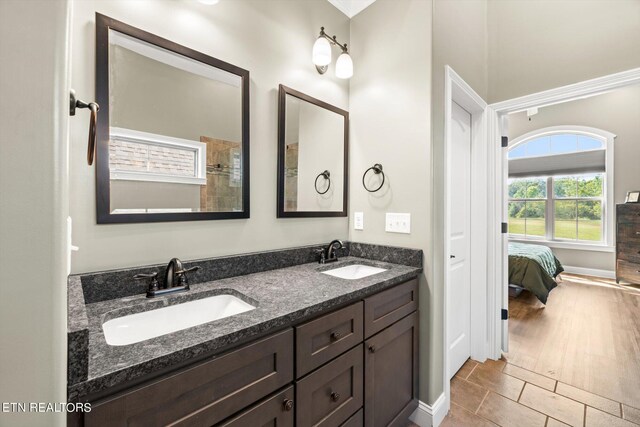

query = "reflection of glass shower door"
[200,136,242,212]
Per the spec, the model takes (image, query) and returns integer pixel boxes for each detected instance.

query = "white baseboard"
[410,393,448,427]
[562,265,615,279]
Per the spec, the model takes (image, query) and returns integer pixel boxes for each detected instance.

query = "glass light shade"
[335,52,353,79]
[312,37,332,66]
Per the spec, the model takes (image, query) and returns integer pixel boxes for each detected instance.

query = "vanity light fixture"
[312,27,353,79]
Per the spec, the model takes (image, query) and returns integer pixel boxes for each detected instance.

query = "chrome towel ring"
[362,163,385,192]
[70,89,100,166]
[315,170,331,194]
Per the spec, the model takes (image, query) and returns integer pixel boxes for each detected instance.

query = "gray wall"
[430,0,488,403]
[349,0,433,403]
[0,1,70,426]
[488,0,640,103]
[70,0,350,273]
[509,84,640,272]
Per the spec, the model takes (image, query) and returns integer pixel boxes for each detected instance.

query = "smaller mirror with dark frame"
[277,85,349,218]
[95,14,250,224]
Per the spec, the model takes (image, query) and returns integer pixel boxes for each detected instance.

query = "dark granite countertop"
[67,243,422,400]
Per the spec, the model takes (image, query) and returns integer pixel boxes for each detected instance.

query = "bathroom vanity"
[67,243,422,426]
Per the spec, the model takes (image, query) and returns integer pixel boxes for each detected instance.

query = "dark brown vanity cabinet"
[84,329,294,427]
[79,279,419,427]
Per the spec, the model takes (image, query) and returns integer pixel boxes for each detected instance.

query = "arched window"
[507,126,615,250]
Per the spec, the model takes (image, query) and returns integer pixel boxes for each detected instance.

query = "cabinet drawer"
[618,223,640,243]
[617,259,640,284]
[341,408,363,427]
[365,312,419,427]
[296,345,364,427]
[86,329,293,427]
[217,386,294,427]
[364,279,418,338]
[617,205,640,224]
[617,243,640,264]
[296,302,363,377]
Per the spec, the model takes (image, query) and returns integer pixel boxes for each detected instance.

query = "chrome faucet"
[318,239,344,264]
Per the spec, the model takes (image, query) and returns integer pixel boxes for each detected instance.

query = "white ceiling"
[326,0,378,18]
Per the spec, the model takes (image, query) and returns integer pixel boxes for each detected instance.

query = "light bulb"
[312,37,332,66]
[335,52,353,79]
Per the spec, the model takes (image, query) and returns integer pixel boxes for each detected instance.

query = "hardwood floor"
[507,273,640,408]
[440,273,640,427]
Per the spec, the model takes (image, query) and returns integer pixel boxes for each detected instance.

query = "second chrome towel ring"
[315,170,331,194]
[362,163,385,192]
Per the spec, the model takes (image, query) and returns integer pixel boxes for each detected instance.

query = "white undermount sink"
[321,264,387,280]
[103,294,256,346]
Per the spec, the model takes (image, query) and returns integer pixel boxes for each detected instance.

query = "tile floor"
[441,357,640,427]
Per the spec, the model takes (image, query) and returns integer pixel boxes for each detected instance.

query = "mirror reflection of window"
[108,29,243,214]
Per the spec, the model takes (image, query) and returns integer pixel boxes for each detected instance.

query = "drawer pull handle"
[368,345,376,353]
[330,331,342,341]
[282,399,294,412]
[330,391,340,402]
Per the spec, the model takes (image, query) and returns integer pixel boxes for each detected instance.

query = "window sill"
[508,238,615,253]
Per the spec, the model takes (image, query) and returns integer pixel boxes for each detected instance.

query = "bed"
[508,242,564,304]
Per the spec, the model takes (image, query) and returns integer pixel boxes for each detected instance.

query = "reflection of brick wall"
[200,136,243,212]
[109,139,195,177]
[285,143,298,211]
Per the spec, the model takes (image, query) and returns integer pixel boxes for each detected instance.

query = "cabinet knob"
[368,345,376,353]
[330,391,340,402]
[330,331,342,341]
[282,399,294,411]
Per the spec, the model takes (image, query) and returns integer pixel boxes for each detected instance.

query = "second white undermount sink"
[103,294,255,346]
[322,264,387,280]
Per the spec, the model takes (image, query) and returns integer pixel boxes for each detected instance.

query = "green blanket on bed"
[508,242,564,304]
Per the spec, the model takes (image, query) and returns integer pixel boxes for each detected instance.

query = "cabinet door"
[364,312,418,427]
[217,386,294,427]
[86,329,293,427]
[296,345,363,427]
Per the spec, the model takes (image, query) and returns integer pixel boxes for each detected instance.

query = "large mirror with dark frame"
[95,14,250,224]
[277,85,349,218]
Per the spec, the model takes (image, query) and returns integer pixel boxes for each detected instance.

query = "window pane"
[550,134,577,154]
[578,136,603,150]
[148,145,196,177]
[555,200,577,239]
[525,201,546,237]
[578,201,602,241]
[508,144,527,159]
[526,178,547,199]
[508,178,528,198]
[553,176,577,198]
[526,137,550,156]
[508,201,525,235]
[577,174,603,197]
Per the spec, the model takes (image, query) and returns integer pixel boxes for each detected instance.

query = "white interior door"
[448,102,472,379]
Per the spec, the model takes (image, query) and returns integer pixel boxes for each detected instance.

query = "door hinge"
[501,222,508,234]
[501,136,509,148]
[501,309,509,320]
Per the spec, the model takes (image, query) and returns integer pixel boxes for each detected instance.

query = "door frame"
[486,67,640,359]
[443,66,488,417]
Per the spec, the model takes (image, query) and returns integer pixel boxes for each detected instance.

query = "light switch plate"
[385,213,411,234]
[354,212,364,230]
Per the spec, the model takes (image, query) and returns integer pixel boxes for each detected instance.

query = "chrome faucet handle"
[134,272,159,293]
